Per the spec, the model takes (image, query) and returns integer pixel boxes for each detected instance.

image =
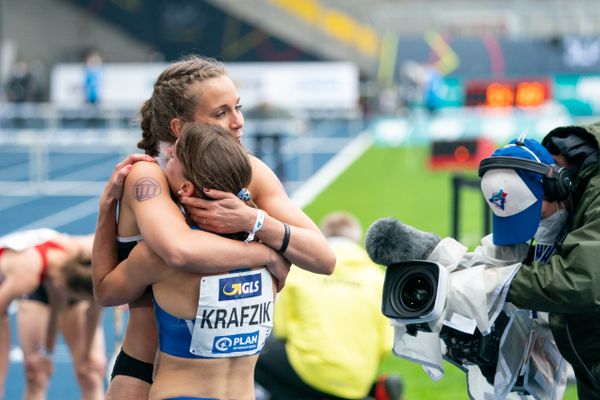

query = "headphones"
[478,156,573,201]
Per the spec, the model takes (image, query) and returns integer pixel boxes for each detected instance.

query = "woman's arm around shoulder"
[249,157,335,274]
[123,160,275,273]
[92,154,152,300]
[94,241,166,306]
[180,156,335,274]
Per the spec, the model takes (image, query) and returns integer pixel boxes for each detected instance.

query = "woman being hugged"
[93,55,335,399]
[96,123,277,399]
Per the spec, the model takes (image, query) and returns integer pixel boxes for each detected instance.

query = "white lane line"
[17,197,100,231]
[291,132,372,209]
[0,196,36,212]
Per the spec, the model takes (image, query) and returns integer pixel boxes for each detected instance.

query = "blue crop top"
[153,270,254,359]
[153,299,209,359]
[154,267,272,360]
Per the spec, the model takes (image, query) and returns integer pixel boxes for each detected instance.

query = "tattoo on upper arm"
[134,177,161,201]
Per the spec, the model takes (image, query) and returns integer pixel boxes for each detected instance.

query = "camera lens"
[400,273,432,311]
[389,269,436,317]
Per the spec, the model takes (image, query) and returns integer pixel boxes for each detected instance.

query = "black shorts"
[24,283,80,307]
[25,284,50,304]
[111,348,154,384]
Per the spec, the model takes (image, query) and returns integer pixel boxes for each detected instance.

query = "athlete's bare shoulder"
[248,155,285,201]
[128,159,163,177]
[122,160,168,204]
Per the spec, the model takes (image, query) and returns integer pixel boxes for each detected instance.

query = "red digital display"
[429,138,496,170]
[465,79,550,108]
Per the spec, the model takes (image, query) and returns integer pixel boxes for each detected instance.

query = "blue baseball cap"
[480,137,554,245]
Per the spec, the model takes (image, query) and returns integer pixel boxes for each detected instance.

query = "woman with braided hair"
[95,122,278,399]
[92,55,335,399]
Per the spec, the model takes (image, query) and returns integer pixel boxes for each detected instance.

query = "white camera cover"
[389,235,566,399]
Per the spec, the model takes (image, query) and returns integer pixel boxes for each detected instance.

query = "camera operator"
[368,223,565,396]
[367,136,575,399]
[487,125,600,400]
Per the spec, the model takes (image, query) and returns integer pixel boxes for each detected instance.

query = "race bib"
[189,268,274,358]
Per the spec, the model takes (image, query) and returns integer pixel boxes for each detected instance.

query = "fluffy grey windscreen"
[365,217,440,266]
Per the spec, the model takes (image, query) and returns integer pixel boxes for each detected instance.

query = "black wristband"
[279,223,290,254]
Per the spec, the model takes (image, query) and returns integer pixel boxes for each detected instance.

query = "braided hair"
[137,55,226,156]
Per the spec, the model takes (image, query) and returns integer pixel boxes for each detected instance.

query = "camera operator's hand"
[365,217,441,266]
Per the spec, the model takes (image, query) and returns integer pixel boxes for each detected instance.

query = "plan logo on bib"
[212,331,260,354]
[219,273,262,301]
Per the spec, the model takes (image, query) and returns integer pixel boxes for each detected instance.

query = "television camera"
[366,217,567,399]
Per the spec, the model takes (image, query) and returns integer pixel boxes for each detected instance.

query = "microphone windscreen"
[365,217,441,266]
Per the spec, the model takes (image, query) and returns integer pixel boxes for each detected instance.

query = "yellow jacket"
[274,237,393,398]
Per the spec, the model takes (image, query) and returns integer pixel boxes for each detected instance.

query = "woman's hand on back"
[266,250,291,292]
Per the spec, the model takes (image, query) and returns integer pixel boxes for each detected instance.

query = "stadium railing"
[0,102,366,197]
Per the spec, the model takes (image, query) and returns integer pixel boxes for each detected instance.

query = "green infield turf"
[304,144,485,245]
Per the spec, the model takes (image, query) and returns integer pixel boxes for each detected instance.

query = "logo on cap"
[488,189,508,210]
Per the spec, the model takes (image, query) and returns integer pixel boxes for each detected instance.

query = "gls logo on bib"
[219,273,262,301]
